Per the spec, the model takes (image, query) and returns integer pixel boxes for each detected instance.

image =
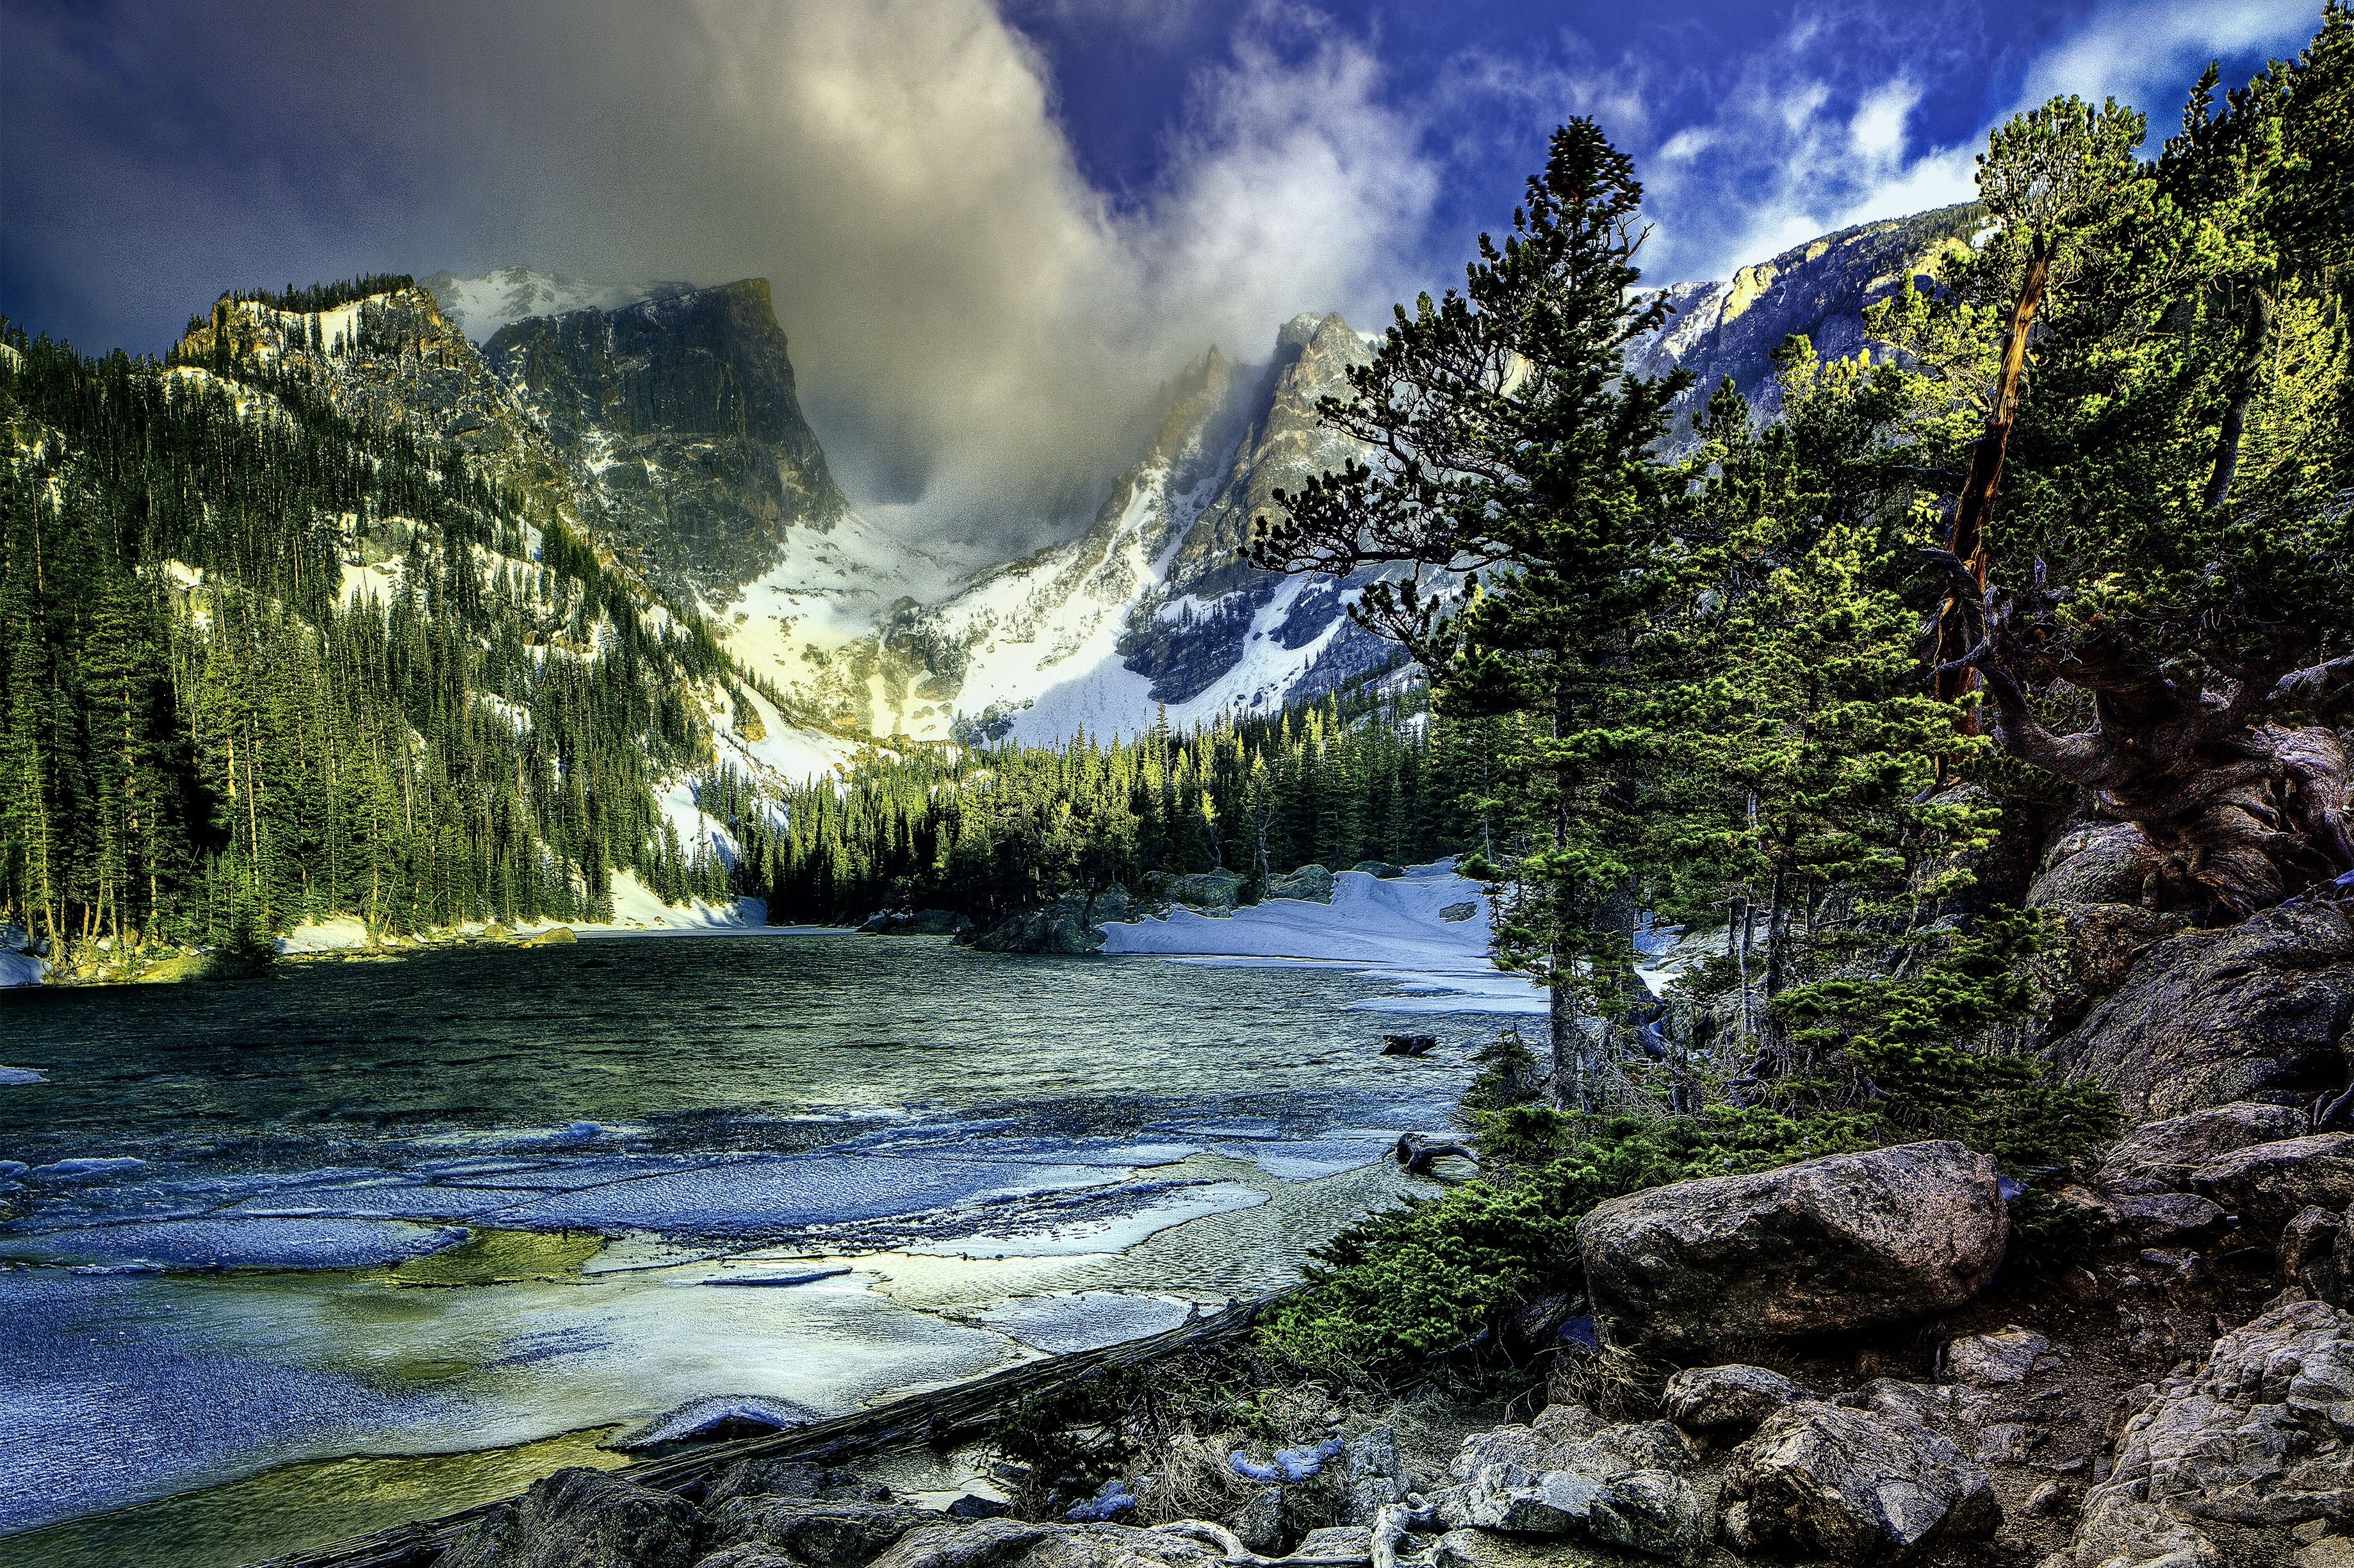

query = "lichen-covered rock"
[2099,1102,2310,1192]
[1440,1417,1706,1564]
[1159,870,1246,914]
[1230,1487,1285,1553]
[2048,903,2354,1124]
[1659,1364,1809,1437]
[1264,865,1336,903]
[1719,1401,1998,1564]
[1945,1326,2056,1387]
[703,1460,895,1511]
[2029,821,2164,911]
[1578,1141,2007,1357]
[703,1499,936,1565]
[969,901,1106,954]
[2110,1192,2229,1246]
[2035,1491,2218,1568]
[2092,1300,2354,1529]
[1343,1425,1409,1524]
[438,1467,700,1568]
[2185,1132,2354,1230]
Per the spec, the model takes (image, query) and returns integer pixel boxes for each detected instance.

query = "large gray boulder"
[1264,865,1336,903]
[2035,1492,2218,1568]
[2029,821,2164,910]
[703,1499,936,1565]
[2091,1299,2354,1530]
[2098,1102,2309,1192]
[2047,902,2354,1124]
[1659,1365,1810,1438]
[1577,1141,2008,1357]
[1719,1401,1998,1564]
[1440,1413,1708,1564]
[2184,1131,2354,1230]
[438,1467,700,1568]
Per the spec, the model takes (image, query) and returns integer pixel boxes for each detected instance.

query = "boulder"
[865,1520,1222,1568]
[1659,1364,1810,1438]
[969,901,1104,955]
[1351,862,1406,879]
[705,1460,894,1511]
[2186,1132,2354,1230]
[703,1499,936,1565]
[2039,903,2193,1020]
[437,1467,700,1568]
[2283,1205,2347,1302]
[2037,1492,2218,1568]
[2046,903,2354,1124]
[1265,865,1336,903]
[1159,870,1245,914]
[1343,1425,1409,1524]
[1230,1487,1284,1553]
[2029,821,2164,911]
[2110,1193,2229,1247]
[1441,1417,1708,1564]
[1944,1325,2055,1387]
[2091,1300,2354,1530]
[1578,1141,2008,1357]
[1719,1401,1998,1564]
[2098,1102,2309,1193]
[863,909,974,938]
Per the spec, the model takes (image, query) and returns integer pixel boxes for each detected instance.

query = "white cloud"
[2020,0,2317,110]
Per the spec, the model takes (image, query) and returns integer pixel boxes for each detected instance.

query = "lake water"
[0,929,1492,1565]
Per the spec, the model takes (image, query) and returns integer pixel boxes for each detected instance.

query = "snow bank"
[614,1392,825,1450]
[277,917,372,956]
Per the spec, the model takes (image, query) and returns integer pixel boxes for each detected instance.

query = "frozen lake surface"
[0,926,1500,1562]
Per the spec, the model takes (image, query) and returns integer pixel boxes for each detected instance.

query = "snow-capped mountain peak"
[419,267,698,344]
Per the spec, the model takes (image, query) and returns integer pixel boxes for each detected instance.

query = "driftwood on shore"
[254,1297,1269,1568]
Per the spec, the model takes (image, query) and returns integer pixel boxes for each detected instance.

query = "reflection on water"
[0,932,1482,1562]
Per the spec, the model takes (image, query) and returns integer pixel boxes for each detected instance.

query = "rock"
[1719,1401,1998,1564]
[861,1521,1068,1568]
[705,1461,894,1511]
[2302,1539,2354,1568]
[1441,1417,1707,1564]
[1291,1526,1373,1559]
[1160,870,1245,914]
[438,1467,700,1568]
[2041,903,2193,1018]
[1946,1326,2054,1387]
[1350,862,1405,879]
[1976,1422,2034,1463]
[2186,1132,2354,1230]
[703,1498,938,1565]
[1232,1488,1285,1553]
[521,925,577,946]
[2284,1205,2348,1301]
[1578,1141,2008,1357]
[2110,1193,2230,1246]
[1451,1403,1610,1480]
[1439,902,1478,922]
[946,1496,1009,1520]
[1343,1425,1409,1524]
[2093,1300,2354,1528]
[2030,821,2164,910]
[1379,1034,1439,1058]
[969,901,1105,955]
[864,909,975,938]
[2099,1102,2309,1193]
[2047,903,2354,1125]
[2023,1479,2075,1517]
[2039,1492,2218,1567]
[1265,865,1336,903]
[1659,1364,1810,1437]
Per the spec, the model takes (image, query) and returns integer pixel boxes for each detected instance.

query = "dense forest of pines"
[702,689,1489,926]
[0,321,735,961]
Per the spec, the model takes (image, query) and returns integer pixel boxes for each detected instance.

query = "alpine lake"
[0,928,1491,1568]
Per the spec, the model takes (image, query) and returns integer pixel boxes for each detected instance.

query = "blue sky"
[0,0,2323,541]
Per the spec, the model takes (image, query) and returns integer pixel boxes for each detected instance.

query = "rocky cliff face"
[1628,202,1984,429]
[480,280,847,602]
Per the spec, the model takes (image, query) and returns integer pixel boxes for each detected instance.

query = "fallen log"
[1380,1034,1439,1058]
[1394,1134,1479,1175]
[254,1296,1269,1568]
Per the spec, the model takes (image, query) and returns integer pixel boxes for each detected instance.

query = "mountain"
[788,203,1991,742]
[732,311,1405,742]
[418,268,698,344]
[474,279,850,601]
[0,276,884,968]
[1628,202,1984,429]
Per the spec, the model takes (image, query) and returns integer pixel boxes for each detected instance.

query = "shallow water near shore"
[0,929,1490,1564]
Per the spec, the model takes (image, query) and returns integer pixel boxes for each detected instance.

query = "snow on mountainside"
[420,268,697,345]
[721,310,1405,743]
